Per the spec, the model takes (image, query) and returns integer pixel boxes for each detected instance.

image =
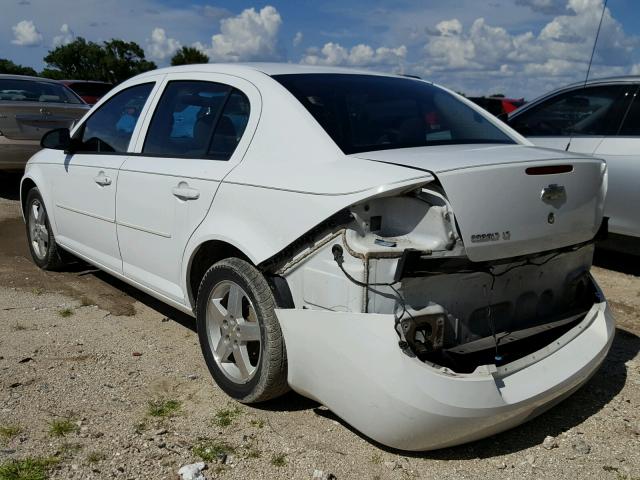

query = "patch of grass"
[48,419,78,438]
[0,456,59,480]
[245,447,261,459]
[270,453,287,467]
[370,453,383,465]
[192,439,235,463]
[249,418,265,429]
[146,399,181,418]
[133,419,148,434]
[31,288,43,296]
[212,406,242,427]
[86,451,107,464]
[57,308,74,318]
[0,425,21,440]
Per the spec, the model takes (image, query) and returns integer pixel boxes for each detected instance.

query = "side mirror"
[41,128,71,151]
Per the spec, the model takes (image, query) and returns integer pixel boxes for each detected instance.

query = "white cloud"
[11,19,42,46]
[417,0,638,96]
[147,27,181,61]
[515,0,567,15]
[52,23,74,47]
[194,6,283,62]
[301,42,407,68]
[293,31,303,47]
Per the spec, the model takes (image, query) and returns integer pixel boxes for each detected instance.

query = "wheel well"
[188,240,251,308]
[20,178,37,217]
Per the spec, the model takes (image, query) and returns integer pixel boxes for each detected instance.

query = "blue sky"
[1,0,638,98]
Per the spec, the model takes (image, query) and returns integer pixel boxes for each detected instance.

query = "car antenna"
[567,0,608,151]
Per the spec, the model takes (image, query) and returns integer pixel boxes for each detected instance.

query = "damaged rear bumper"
[276,299,614,451]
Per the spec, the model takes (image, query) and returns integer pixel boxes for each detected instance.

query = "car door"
[116,73,259,304]
[509,84,633,154]
[594,84,640,238]
[50,81,158,273]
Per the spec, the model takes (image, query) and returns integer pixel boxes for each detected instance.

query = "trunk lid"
[0,102,89,140]
[352,144,607,262]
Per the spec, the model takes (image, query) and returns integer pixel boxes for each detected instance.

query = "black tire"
[196,257,289,403]
[24,188,66,270]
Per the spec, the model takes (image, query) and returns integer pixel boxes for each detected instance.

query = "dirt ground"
[0,173,639,480]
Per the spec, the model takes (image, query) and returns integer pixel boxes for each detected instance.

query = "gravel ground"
[0,174,639,480]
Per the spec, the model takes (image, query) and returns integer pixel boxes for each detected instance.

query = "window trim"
[71,82,156,155]
[141,79,254,161]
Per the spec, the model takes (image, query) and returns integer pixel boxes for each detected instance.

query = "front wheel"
[25,188,66,270]
[196,257,289,403]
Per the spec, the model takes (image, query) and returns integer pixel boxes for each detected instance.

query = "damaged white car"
[21,64,614,451]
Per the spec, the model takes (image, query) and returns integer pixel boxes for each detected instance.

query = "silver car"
[508,76,640,252]
[0,74,90,171]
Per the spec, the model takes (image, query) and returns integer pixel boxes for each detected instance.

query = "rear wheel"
[25,188,66,270]
[196,257,289,403]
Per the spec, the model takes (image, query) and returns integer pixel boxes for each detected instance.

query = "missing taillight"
[525,165,573,175]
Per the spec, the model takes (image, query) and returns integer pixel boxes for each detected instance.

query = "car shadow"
[594,247,640,276]
[82,267,197,333]
[311,327,639,458]
[0,172,22,201]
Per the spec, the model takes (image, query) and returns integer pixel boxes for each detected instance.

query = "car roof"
[61,79,113,85]
[133,62,414,81]
[0,73,62,83]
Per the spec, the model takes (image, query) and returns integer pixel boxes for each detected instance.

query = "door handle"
[172,183,200,200]
[94,172,112,186]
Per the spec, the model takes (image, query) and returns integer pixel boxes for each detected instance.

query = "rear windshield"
[0,78,83,104]
[67,82,113,98]
[273,74,515,154]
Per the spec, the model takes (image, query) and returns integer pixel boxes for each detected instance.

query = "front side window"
[143,80,245,158]
[510,85,631,137]
[273,74,514,155]
[0,78,82,104]
[74,83,154,153]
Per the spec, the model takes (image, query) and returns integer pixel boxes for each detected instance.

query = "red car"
[60,80,113,105]
[468,95,525,117]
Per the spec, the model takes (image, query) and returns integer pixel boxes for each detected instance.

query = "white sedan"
[21,64,614,451]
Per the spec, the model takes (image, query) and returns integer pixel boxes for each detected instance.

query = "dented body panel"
[277,299,614,451]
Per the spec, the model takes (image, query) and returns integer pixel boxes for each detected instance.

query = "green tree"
[0,58,37,76]
[101,39,157,84]
[42,37,156,84]
[170,46,209,66]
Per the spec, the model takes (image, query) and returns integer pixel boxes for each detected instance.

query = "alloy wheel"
[28,199,49,260]
[205,280,262,383]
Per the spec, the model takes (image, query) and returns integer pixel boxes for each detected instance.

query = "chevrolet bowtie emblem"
[541,184,566,202]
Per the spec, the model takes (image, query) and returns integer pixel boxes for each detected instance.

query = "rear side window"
[619,89,640,136]
[208,90,250,160]
[273,74,513,155]
[510,85,631,136]
[74,83,153,153]
[143,80,250,160]
[0,78,82,104]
